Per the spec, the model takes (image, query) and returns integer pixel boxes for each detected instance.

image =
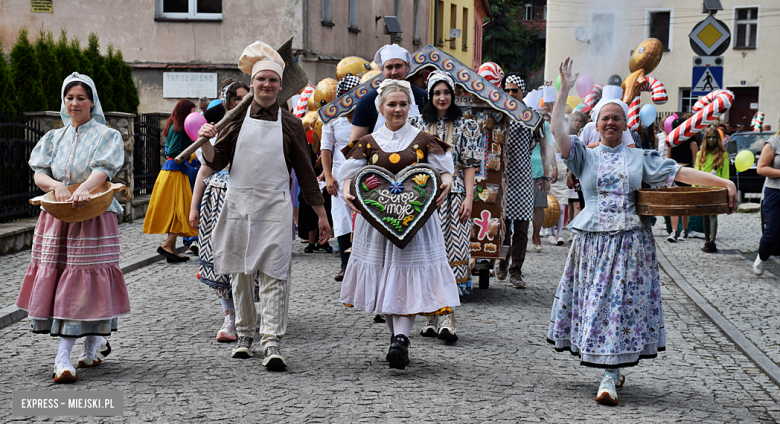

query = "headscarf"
[238,40,285,79]
[591,85,628,122]
[374,79,412,111]
[373,44,412,68]
[478,62,504,88]
[221,82,236,106]
[426,70,455,96]
[505,74,525,94]
[337,75,361,97]
[60,72,105,126]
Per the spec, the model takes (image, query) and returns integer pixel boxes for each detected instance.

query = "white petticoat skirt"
[340,212,460,315]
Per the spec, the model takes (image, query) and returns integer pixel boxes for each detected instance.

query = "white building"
[544,0,778,130]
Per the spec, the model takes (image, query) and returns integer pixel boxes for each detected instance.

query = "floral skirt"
[438,191,472,295]
[197,172,259,301]
[16,211,130,337]
[546,226,665,368]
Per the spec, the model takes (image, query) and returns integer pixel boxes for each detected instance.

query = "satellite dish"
[575,27,589,44]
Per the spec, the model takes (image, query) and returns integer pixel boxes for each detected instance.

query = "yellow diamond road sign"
[690,15,730,55]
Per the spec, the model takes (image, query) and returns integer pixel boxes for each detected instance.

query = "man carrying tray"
[199,41,330,370]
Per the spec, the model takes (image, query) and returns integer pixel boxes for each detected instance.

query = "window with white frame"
[348,0,359,32]
[525,4,532,20]
[648,10,671,51]
[734,7,758,48]
[322,0,333,26]
[679,88,698,113]
[156,0,222,20]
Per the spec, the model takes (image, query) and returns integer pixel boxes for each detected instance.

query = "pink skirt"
[16,211,130,337]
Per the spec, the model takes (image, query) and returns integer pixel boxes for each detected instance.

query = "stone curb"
[0,246,188,330]
[657,246,780,387]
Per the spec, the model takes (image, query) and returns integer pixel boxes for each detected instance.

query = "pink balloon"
[184,112,207,141]
[663,114,677,134]
[576,74,594,98]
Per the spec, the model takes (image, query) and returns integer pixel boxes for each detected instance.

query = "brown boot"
[335,267,346,281]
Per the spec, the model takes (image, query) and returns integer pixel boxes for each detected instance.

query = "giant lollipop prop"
[621,38,663,105]
[667,89,734,146]
[627,76,668,130]
[751,111,764,132]
[582,84,603,113]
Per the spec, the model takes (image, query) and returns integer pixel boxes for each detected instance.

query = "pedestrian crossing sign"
[692,66,723,96]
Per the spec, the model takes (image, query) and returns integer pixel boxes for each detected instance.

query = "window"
[589,12,615,55]
[156,0,222,20]
[525,4,532,20]
[734,7,758,48]
[462,7,469,51]
[648,10,671,51]
[450,4,457,49]
[321,0,333,26]
[679,88,698,113]
[413,0,421,45]
[348,0,359,33]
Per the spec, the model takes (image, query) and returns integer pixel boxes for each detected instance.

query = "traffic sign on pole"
[689,15,731,56]
[692,56,723,96]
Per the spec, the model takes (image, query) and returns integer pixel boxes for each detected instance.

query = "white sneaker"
[556,236,565,246]
[77,336,103,368]
[595,374,618,405]
[53,351,77,383]
[437,313,458,342]
[680,229,689,240]
[567,235,574,243]
[667,231,678,243]
[420,315,438,337]
[753,256,765,276]
[533,245,542,252]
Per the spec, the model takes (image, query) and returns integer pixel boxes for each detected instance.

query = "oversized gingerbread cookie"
[352,164,442,249]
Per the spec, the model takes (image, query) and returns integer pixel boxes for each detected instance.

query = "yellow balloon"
[336,56,371,80]
[566,96,583,113]
[735,150,755,173]
[361,70,380,84]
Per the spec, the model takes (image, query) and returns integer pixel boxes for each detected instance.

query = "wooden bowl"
[636,187,729,216]
[29,182,125,223]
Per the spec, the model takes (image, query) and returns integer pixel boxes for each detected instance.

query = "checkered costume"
[504,121,536,221]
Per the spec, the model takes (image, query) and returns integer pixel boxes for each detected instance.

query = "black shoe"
[188,244,199,255]
[304,243,317,253]
[702,241,718,253]
[318,242,333,253]
[386,334,410,370]
[157,246,189,263]
[373,314,386,323]
[334,267,346,282]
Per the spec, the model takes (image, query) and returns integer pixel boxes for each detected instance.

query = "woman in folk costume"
[408,71,482,342]
[321,75,362,282]
[341,79,460,370]
[17,73,130,383]
[547,58,737,405]
[192,81,260,343]
[199,41,330,371]
[143,99,200,262]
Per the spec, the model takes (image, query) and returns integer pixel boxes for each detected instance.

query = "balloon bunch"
[667,89,734,146]
[751,111,764,132]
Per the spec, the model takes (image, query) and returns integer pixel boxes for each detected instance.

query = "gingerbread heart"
[352,164,442,249]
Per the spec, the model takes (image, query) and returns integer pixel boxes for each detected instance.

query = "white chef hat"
[543,86,557,103]
[591,85,628,121]
[523,89,544,111]
[238,41,285,79]
[373,44,412,68]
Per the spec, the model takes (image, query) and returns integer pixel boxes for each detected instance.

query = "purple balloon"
[184,112,207,141]
[663,114,676,134]
[576,74,594,98]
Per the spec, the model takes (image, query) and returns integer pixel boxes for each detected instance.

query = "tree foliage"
[35,27,62,110]
[116,49,139,114]
[55,29,80,82]
[85,32,115,111]
[0,40,17,111]
[107,44,129,113]
[482,0,545,77]
[10,28,46,112]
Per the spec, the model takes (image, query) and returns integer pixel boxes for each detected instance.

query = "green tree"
[84,32,114,111]
[69,37,92,77]
[107,44,129,112]
[35,27,62,110]
[55,29,80,82]
[482,0,544,77]
[10,27,46,112]
[0,40,17,110]
[116,49,139,114]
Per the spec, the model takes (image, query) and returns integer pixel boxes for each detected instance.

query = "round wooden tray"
[636,187,729,216]
[29,182,125,223]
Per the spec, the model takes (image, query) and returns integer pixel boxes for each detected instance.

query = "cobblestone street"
[2,211,780,422]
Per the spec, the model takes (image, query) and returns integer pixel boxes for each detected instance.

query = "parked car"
[726,131,771,200]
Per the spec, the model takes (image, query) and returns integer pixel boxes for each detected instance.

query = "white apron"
[212,108,293,280]
[330,118,353,237]
[373,92,420,133]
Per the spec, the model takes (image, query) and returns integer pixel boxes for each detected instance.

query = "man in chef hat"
[200,41,330,371]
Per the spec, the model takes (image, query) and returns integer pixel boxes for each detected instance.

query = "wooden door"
[727,87,759,130]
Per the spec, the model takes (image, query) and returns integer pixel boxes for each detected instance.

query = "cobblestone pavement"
[653,210,780,369]
[2,221,780,422]
[0,220,167,308]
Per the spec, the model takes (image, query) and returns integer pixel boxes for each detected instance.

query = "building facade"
[544,0,778,129]
[429,0,493,70]
[0,0,429,113]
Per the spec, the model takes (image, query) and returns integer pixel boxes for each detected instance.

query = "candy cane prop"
[627,77,668,130]
[293,84,315,118]
[751,111,764,132]
[582,84,603,113]
[667,89,734,147]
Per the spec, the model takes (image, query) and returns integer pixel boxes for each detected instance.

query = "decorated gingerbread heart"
[352,164,442,249]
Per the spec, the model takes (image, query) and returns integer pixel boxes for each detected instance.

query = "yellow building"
[429,0,492,70]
